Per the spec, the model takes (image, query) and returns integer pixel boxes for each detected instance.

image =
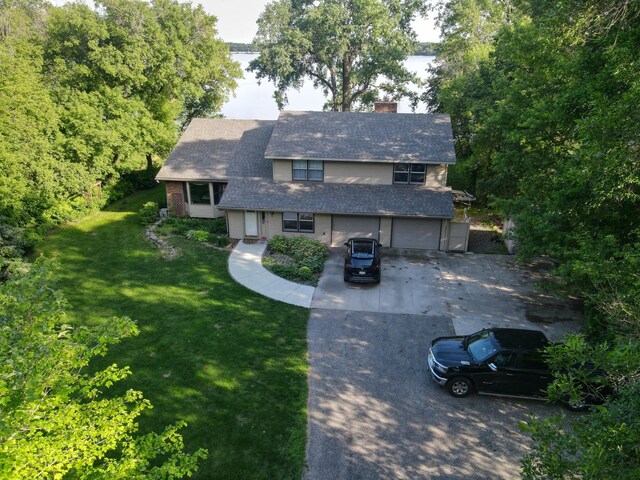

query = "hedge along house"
[156,106,467,251]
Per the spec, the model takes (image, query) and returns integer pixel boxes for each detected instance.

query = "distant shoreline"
[226,42,439,57]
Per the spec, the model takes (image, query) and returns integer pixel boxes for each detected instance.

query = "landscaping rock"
[146,218,178,259]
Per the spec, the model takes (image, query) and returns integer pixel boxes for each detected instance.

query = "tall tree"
[0,0,70,235]
[249,0,426,111]
[44,0,241,176]
[426,0,640,475]
[0,0,241,261]
[0,260,207,478]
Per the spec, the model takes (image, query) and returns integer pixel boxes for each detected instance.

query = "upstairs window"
[394,163,426,184]
[293,160,323,181]
[283,212,314,233]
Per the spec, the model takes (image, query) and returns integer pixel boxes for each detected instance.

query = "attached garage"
[331,215,379,247]
[392,218,441,250]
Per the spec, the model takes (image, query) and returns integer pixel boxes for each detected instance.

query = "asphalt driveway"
[305,310,563,480]
[305,251,584,479]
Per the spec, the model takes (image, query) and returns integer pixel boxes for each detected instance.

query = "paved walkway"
[228,240,315,308]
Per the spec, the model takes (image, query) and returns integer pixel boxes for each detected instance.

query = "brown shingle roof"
[217,179,455,218]
[264,111,456,164]
[156,118,275,181]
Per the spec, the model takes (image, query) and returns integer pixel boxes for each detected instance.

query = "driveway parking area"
[305,251,584,479]
[311,251,583,341]
[305,310,563,480]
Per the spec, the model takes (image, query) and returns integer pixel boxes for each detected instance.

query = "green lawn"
[38,186,309,479]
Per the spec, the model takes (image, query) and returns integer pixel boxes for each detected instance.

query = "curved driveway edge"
[228,240,315,308]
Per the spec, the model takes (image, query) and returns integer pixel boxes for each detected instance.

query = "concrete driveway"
[305,251,584,479]
[311,251,583,341]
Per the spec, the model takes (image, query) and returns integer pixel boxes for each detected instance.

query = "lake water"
[221,54,435,120]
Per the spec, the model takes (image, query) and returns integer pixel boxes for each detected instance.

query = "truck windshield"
[465,331,498,362]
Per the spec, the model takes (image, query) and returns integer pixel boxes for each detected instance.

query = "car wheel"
[447,377,473,398]
[344,273,349,282]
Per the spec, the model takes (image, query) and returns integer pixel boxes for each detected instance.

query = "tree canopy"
[249,0,426,111]
[427,0,640,476]
[0,0,240,270]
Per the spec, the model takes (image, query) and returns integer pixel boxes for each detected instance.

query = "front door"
[244,211,258,237]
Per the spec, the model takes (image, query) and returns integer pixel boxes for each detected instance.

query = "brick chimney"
[374,101,397,113]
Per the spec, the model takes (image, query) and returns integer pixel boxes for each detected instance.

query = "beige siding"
[272,159,292,181]
[189,203,225,218]
[324,161,392,184]
[266,212,331,245]
[331,215,380,246]
[379,217,392,247]
[426,164,448,187]
[227,210,244,239]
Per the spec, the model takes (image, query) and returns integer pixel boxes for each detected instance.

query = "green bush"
[298,266,312,281]
[211,236,229,247]
[268,235,289,254]
[288,236,328,263]
[270,264,300,281]
[186,230,210,242]
[139,202,159,225]
[164,216,227,235]
[264,235,328,284]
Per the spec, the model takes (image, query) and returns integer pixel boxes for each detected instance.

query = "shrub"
[268,235,289,254]
[288,236,328,263]
[164,216,227,235]
[270,264,300,281]
[212,236,229,247]
[267,235,328,263]
[298,266,312,280]
[139,202,159,225]
[186,230,210,242]
[264,235,328,285]
[298,257,326,273]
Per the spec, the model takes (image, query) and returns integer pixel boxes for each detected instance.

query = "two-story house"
[156,105,465,251]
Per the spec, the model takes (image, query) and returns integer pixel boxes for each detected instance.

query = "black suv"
[343,238,382,283]
[428,328,553,400]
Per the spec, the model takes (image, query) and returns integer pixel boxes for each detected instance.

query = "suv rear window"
[352,241,375,257]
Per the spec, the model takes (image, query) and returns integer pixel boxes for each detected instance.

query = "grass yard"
[37,186,309,479]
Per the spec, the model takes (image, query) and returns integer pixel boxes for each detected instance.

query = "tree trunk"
[341,55,351,111]
[146,153,153,171]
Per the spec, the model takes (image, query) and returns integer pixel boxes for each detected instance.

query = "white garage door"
[392,218,441,250]
[331,216,379,247]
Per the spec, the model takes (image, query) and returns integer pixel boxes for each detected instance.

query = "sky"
[50,0,441,43]
[200,0,440,43]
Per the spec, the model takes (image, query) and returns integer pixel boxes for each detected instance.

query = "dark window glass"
[212,183,226,205]
[189,182,211,204]
[299,212,314,232]
[283,212,298,231]
[394,163,427,184]
[492,352,516,368]
[292,160,323,181]
[292,160,307,180]
[518,352,547,371]
[282,212,314,232]
[308,160,323,181]
[410,164,426,184]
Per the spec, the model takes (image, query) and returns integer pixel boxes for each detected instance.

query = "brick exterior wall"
[374,101,398,113]
[166,181,186,216]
